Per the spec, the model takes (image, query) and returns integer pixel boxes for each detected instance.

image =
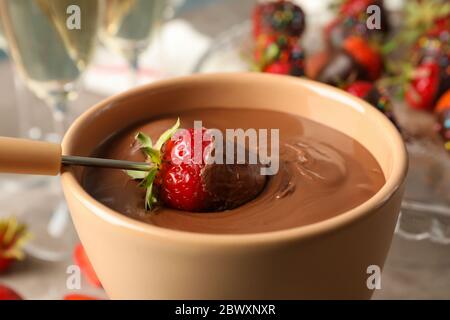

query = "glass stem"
[49,97,69,142]
[129,47,140,86]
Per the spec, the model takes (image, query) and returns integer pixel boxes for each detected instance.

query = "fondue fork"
[62,155,152,171]
[0,137,152,176]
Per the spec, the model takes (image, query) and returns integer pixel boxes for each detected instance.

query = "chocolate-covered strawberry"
[410,13,450,102]
[396,1,449,61]
[325,0,390,48]
[254,34,305,76]
[253,0,306,39]
[316,36,382,86]
[405,59,441,111]
[416,15,449,62]
[127,120,267,212]
[391,2,449,105]
[346,81,399,128]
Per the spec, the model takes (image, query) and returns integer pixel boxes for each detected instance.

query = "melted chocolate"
[83,108,385,234]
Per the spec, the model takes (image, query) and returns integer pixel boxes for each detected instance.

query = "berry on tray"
[0,284,23,300]
[253,0,306,39]
[387,1,449,103]
[315,36,382,86]
[325,0,390,48]
[342,36,383,80]
[255,38,305,76]
[252,1,306,77]
[405,59,441,111]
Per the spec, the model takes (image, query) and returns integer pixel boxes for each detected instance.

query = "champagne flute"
[0,0,101,138]
[100,0,167,86]
[0,0,101,260]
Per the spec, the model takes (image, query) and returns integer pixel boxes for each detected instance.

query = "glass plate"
[194,21,450,244]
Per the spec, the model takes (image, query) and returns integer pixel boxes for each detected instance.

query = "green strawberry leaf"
[125,118,181,211]
[264,43,280,65]
[142,147,161,166]
[154,118,180,151]
[142,168,158,210]
[135,132,153,148]
[126,170,148,180]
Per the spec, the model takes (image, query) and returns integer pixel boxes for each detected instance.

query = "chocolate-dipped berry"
[254,34,305,76]
[253,0,306,39]
[346,81,399,128]
[405,59,441,111]
[127,120,267,212]
[316,36,382,86]
[324,0,390,48]
[316,49,368,86]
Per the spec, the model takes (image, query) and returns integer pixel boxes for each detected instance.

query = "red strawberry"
[427,15,450,38]
[252,3,263,38]
[264,61,292,75]
[435,89,450,114]
[64,294,99,300]
[156,128,211,211]
[405,60,440,110]
[0,217,30,274]
[339,0,373,16]
[74,244,101,288]
[0,284,23,300]
[343,36,382,80]
[127,120,267,212]
[345,81,373,98]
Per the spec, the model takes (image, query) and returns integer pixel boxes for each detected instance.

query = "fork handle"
[0,137,61,175]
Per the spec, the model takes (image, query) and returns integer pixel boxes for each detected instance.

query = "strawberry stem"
[126,118,180,211]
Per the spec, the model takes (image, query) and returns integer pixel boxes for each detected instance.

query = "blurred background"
[0,0,449,300]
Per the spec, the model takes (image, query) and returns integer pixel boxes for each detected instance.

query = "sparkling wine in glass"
[100,0,167,85]
[0,0,101,260]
